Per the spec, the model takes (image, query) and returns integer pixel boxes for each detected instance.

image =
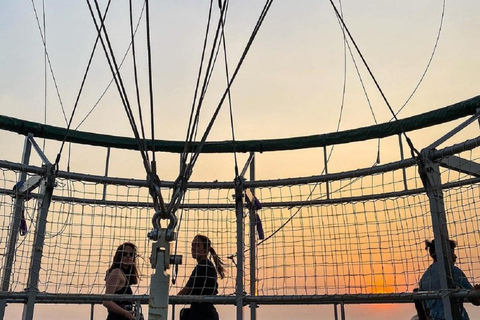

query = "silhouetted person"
[103,242,139,320]
[419,239,480,320]
[178,234,226,320]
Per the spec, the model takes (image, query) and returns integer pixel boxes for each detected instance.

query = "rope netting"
[1,146,480,301]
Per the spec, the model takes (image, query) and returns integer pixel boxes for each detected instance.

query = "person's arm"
[456,268,480,306]
[178,266,198,295]
[470,284,480,306]
[103,269,135,320]
[177,286,192,295]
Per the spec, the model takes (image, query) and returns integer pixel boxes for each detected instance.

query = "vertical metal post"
[149,230,171,320]
[22,164,56,320]
[333,304,338,320]
[234,176,244,320]
[340,302,345,320]
[323,146,330,200]
[171,304,175,320]
[398,134,408,191]
[0,135,33,319]
[418,151,459,320]
[90,304,94,320]
[102,147,111,201]
[248,152,257,320]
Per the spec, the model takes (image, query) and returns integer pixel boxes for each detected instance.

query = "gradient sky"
[1,1,480,319]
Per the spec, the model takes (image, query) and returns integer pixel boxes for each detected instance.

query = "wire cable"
[188,0,274,170]
[394,0,446,118]
[218,0,239,177]
[55,1,114,167]
[75,3,146,131]
[129,0,148,156]
[328,0,420,159]
[30,0,67,125]
[86,0,151,173]
[145,0,157,165]
[181,0,215,170]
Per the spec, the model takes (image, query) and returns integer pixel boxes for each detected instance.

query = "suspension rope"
[168,0,274,220]
[181,0,215,169]
[175,0,230,194]
[172,0,273,246]
[218,0,239,177]
[394,0,446,117]
[252,0,445,252]
[31,0,115,171]
[185,0,225,165]
[172,0,236,285]
[129,0,148,155]
[328,0,420,159]
[241,0,428,254]
[188,4,227,144]
[169,0,230,223]
[145,0,156,165]
[42,0,47,153]
[30,0,67,125]
[327,0,380,168]
[143,0,166,216]
[88,0,167,216]
[86,0,151,174]
[54,1,114,168]
[188,0,274,170]
[75,3,146,131]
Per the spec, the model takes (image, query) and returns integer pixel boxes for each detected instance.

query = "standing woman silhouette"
[178,234,226,320]
[103,242,139,320]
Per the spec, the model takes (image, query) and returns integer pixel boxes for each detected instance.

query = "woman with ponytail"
[178,234,226,320]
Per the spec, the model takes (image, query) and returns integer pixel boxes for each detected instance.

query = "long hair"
[195,234,226,279]
[425,239,456,262]
[106,242,139,285]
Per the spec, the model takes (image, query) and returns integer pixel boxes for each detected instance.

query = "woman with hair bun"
[178,234,226,320]
[419,239,480,320]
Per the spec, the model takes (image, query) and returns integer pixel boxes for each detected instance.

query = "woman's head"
[425,239,457,262]
[191,234,226,279]
[107,242,139,284]
[191,234,210,261]
[113,242,137,267]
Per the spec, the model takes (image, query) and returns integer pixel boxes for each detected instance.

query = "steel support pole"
[323,146,330,200]
[234,176,244,320]
[398,134,408,191]
[90,304,94,320]
[248,153,257,320]
[0,135,33,320]
[102,147,111,201]
[22,164,55,320]
[419,151,460,320]
[149,230,171,320]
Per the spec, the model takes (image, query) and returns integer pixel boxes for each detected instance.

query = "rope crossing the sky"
[328,0,420,160]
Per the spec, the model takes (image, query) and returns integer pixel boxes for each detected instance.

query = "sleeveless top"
[106,269,133,320]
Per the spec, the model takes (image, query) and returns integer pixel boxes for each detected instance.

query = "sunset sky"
[1,0,480,319]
